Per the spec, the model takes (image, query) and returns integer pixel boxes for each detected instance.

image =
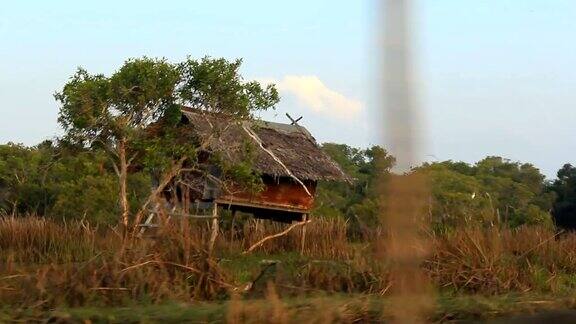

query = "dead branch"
[90,287,130,291]
[145,209,217,219]
[241,123,312,196]
[243,220,312,254]
[131,156,187,234]
[119,260,235,288]
[119,260,157,273]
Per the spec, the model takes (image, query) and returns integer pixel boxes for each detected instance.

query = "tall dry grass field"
[223,217,352,259]
[0,216,228,308]
[2,215,576,318]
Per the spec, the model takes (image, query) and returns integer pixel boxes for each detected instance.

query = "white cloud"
[259,75,363,119]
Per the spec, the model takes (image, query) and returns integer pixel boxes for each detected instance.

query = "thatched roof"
[180,108,351,182]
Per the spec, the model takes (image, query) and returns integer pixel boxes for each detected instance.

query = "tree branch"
[131,156,188,234]
[243,220,311,254]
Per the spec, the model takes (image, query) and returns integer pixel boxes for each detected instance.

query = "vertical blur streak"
[381,0,433,323]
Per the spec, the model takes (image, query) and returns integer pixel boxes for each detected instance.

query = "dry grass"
[224,217,351,259]
[0,216,97,263]
[429,226,576,294]
[2,215,576,311]
[0,216,228,308]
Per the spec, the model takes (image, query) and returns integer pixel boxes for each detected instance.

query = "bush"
[0,143,150,225]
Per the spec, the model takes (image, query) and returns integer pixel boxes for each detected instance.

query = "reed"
[2,215,576,309]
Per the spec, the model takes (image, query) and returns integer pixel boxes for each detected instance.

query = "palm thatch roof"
[180,108,351,182]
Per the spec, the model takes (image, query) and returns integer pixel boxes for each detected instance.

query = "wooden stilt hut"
[142,107,351,251]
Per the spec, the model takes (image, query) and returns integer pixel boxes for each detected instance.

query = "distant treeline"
[2,140,576,232]
[0,141,150,224]
[310,143,576,233]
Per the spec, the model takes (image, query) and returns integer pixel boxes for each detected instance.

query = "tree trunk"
[118,138,130,230]
[208,202,219,256]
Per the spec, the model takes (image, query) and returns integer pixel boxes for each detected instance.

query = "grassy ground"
[3,294,576,323]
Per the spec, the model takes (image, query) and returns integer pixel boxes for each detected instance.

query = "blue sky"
[1,1,575,178]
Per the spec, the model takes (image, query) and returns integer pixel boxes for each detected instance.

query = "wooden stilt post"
[182,184,190,216]
[300,213,308,255]
[208,202,219,256]
[230,209,237,243]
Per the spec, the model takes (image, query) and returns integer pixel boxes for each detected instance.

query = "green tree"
[315,144,395,237]
[0,141,149,223]
[550,164,576,229]
[475,157,553,225]
[55,58,180,228]
[415,157,554,229]
[178,57,278,117]
[55,56,279,230]
[0,143,53,215]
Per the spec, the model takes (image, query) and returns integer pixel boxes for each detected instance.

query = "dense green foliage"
[0,142,149,224]
[0,140,564,230]
[55,58,180,147]
[549,164,576,229]
[315,145,557,233]
[178,57,279,117]
[414,157,555,230]
[313,144,395,237]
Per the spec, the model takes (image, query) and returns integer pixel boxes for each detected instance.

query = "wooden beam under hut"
[301,213,308,255]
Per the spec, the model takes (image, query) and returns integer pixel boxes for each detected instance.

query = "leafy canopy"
[178,57,278,118]
[55,57,180,147]
[415,156,554,229]
[549,164,576,229]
